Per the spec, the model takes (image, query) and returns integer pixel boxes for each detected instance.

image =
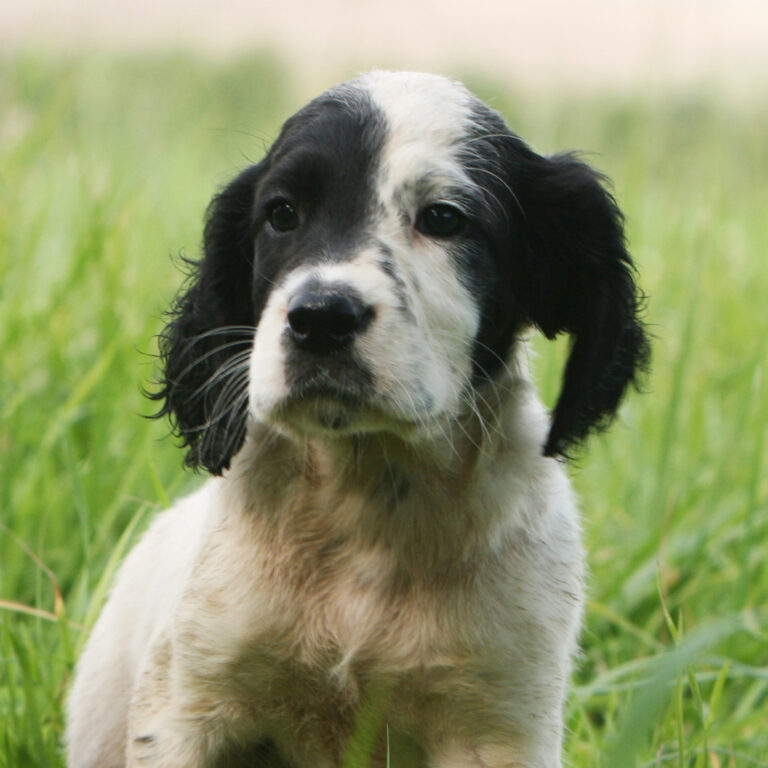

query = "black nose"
[286,291,371,353]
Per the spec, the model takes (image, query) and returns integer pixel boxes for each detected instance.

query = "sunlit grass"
[1,54,766,766]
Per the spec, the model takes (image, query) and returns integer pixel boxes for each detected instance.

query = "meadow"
[1,53,766,766]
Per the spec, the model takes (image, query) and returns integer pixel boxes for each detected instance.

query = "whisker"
[204,369,251,421]
[167,326,255,362]
[183,371,250,436]
[172,339,253,384]
[187,351,252,402]
[187,326,256,342]
[214,389,252,463]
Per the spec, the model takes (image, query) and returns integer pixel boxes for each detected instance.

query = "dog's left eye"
[415,204,467,238]
[267,200,299,232]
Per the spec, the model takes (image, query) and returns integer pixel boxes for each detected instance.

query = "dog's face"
[250,74,501,440]
[153,72,648,474]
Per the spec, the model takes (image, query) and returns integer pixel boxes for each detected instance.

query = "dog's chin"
[261,386,425,440]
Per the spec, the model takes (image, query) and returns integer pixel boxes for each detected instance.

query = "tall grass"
[1,54,766,766]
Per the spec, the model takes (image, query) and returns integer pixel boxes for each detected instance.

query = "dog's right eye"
[415,203,467,238]
[267,200,299,232]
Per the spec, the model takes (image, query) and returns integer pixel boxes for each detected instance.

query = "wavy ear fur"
[514,152,649,456]
[150,163,265,474]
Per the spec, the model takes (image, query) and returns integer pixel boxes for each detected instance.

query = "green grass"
[1,53,767,767]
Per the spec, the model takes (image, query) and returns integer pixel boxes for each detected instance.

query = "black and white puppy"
[66,71,648,768]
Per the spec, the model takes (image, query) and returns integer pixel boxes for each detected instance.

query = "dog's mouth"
[270,368,369,433]
[276,395,357,432]
[270,378,427,438]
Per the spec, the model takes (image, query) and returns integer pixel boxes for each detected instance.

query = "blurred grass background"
[1,52,767,766]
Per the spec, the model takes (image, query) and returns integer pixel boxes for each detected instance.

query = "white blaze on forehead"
[359,71,476,200]
[360,71,473,146]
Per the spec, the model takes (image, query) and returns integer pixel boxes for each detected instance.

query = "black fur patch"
[455,101,649,455]
[376,248,413,318]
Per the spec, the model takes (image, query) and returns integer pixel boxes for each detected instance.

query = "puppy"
[66,71,648,768]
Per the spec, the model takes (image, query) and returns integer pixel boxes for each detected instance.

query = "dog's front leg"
[125,639,221,768]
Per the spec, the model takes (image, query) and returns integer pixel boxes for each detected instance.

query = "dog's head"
[152,71,648,475]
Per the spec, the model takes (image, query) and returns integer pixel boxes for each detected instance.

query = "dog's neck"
[220,365,546,577]
[239,360,526,477]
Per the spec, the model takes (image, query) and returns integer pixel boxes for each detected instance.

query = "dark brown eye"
[267,200,299,232]
[415,204,467,238]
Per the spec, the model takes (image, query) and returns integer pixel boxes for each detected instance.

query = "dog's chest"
[177,511,487,763]
[197,527,471,669]
[178,492,494,698]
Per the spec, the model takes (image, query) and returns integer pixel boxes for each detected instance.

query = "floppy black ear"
[150,163,265,474]
[515,152,649,457]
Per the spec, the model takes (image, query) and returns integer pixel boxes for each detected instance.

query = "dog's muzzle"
[275,283,377,431]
